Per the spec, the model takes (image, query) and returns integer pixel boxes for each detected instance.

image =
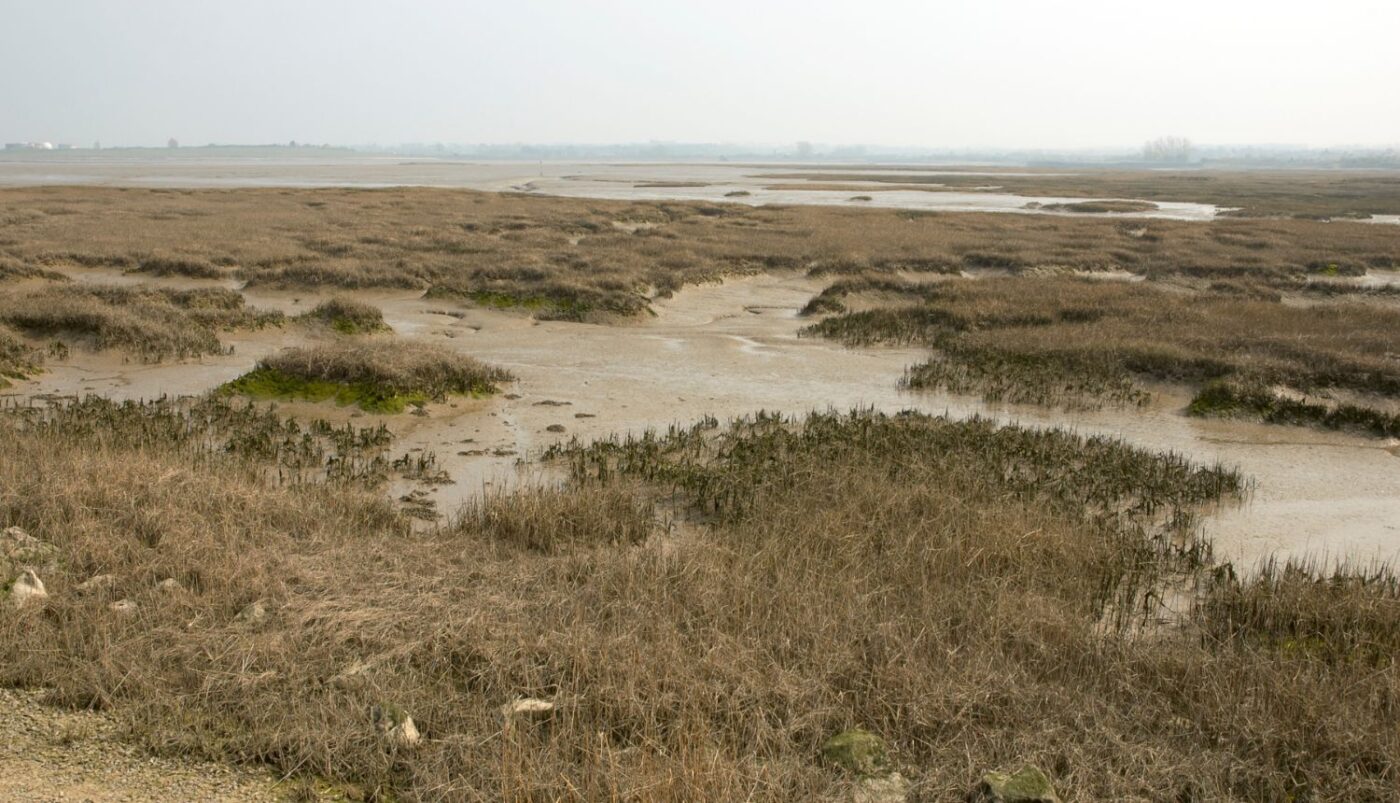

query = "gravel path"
[0,687,287,802]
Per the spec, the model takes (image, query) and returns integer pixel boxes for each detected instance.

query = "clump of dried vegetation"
[1032,200,1158,214]
[299,297,391,334]
[0,323,41,388]
[1,404,1396,800]
[803,275,1400,421]
[223,339,513,412]
[0,255,69,283]
[0,284,281,361]
[5,395,399,484]
[1188,380,1400,438]
[127,253,230,279]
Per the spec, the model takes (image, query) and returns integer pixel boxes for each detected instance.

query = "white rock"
[109,599,138,616]
[371,704,421,748]
[502,698,556,726]
[9,569,47,608]
[3,526,54,564]
[388,715,420,748]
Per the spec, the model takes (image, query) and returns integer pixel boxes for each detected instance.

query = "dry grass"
[223,340,513,412]
[804,275,1400,416]
[456,486,653,554]
[3,182,1399,798]
[128,253,230,279]
[0,255,69,283]
[0,404,1395,800]
[299,297,391,334]
[2,187,1397,323]
[1187,380,1400,438]
[0,323,41,388]
[0,284,281,361]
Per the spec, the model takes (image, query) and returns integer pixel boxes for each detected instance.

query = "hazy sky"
[3,0,1397,149]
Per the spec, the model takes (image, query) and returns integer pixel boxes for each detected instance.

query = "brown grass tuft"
[0,405,1395,799]
[0,284,282,360]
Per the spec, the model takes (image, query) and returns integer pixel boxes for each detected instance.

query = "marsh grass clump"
[129,254,227,279]
[548,408,1240,531]
[0,284,282,361]
[299,297,391,334]
[426,280,649,322]
[804,276,1400,414]
[458,485,653,554]
[2,402,1398,799]
[0,256,69,283]
[6,395,397,485]
[1198,559,1400,665]
[1039,200,1159,214]
[903,345,1150,408]
[0,324,41,388]
[1187,380,1400,438]
[224,340,513,412]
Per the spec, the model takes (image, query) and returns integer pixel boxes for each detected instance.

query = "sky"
[2,0,1398,150]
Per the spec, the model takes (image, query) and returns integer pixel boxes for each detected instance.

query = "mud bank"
[7,271,1397,569]
[0,157,1220,220]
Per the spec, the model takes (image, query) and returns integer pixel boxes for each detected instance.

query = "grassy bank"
[298,297,391,334]
[0,324,41,388]
[757,168,1400,218]
[1188,381,1400,438]
[1,404,1396,799]
[0,285,281,361]
[223,340,513,412]
[2,186,1398,322]
[803,276,1400,414]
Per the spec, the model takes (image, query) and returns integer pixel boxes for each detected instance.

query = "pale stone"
[9,569,48,608]
[371,704,421,748]
[109,599,139,616]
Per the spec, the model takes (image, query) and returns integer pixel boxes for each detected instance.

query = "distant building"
[167,137,179,149]
[4,141,55,151]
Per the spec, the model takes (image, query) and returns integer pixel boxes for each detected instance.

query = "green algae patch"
[970,764,1061,802]
[820,728,889,776]
[221,340,512,413]
[221,367,432,413]
[299,297,392,335]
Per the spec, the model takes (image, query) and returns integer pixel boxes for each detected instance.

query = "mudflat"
[2,180,1398,801]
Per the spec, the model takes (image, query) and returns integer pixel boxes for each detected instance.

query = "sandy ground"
[0,688,287,803]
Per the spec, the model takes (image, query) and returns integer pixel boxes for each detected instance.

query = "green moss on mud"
[221,367,435,414]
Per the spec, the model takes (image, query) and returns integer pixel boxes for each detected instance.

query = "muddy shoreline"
[6,269,1397,569]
